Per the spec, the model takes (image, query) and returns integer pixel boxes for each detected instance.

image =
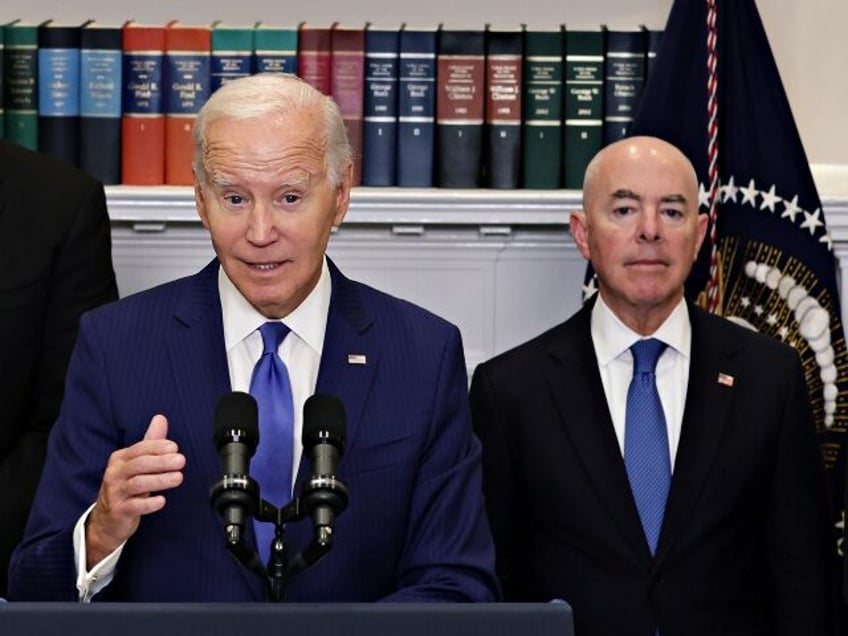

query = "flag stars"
[582,276,598,301]
[753,305,764,316]
[800,207,824,235]
[759,184,780,212]
[766,313,778,326]
[777,326,790,340]
[740,178,759,206]
[781,194,802,222]
[820,230,834,250]
[720,175,738,204]
[740,296,751,308]
[698,182,711,209]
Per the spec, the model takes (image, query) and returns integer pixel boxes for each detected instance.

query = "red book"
[121,21,166,185]
[164,20,210,185]
[297,23,332,95]
[331,24,365,186]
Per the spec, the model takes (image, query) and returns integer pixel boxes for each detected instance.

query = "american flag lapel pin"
[717,372,735,387]
[348,354,367,365]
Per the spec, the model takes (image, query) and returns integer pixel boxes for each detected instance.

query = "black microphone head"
[213,391,259,453]
[303,393,346,455]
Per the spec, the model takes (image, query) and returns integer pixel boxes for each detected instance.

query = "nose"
[638,208,661,242]
[246,200,278,245]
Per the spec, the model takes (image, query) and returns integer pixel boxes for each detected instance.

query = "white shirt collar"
[591,294,692,364]
[219,258,332,355]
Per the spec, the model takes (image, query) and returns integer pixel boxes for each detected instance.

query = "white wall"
[3,0,846,167]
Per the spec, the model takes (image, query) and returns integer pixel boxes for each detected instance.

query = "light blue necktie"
[624,338,671,556]
[249,321,294,565]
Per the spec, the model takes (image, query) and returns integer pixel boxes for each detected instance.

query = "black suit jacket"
[470,299,835,635]
[0,140,117,595]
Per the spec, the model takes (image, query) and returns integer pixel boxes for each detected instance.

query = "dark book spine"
[38,23,81,167]
[522,29,563,189]
[436,29,485,188]
[362,28,399,186]
[485,29,522,189]
[603,28,646,145]
[397,29,436,187]
[330,26,365,185]
[4,25,39,150]
[297,26,332,95]
[563,29,604,189]
[80,26,122,183]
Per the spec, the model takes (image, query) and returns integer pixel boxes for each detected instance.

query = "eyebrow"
[610,189,688,204]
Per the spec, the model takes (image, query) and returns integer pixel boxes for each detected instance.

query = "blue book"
[38,19,90,166]
[362,26,399,186]
[80,22,122,183]
[397,26,437,187]
[602,27,647,144]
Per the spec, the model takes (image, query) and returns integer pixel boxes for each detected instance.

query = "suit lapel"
[166,261,267,596]
[654,305,738,565]
[546,304,651,563]
[304,260,377,481]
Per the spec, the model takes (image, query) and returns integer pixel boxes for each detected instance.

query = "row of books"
[0,19,662,189]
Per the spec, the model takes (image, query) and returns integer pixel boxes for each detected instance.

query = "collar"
[219,257,331,355]
[591,294,692,365]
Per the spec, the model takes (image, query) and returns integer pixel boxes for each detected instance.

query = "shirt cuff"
[73,503,126,602]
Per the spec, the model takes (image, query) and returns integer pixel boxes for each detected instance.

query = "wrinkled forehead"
[201,115,327,181]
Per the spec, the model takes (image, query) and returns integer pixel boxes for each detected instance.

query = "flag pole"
[705,0,721,313]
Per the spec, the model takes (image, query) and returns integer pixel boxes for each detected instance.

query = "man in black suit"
[470,136,835,635]
[0,140,118,595]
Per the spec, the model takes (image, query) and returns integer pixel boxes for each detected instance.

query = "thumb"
[144,414,169,441]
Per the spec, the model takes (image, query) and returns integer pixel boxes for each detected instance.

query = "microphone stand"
[214,474,348,602]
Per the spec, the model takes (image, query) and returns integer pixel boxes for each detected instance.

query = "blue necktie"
[624,338,671,556]
[249,321,294,564]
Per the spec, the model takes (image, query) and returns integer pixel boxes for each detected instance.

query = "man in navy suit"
[470,137,835,634]
[9,73,498,602]
[0,140,117,597]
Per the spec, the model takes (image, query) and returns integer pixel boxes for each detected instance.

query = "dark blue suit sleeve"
[380,326,500,602]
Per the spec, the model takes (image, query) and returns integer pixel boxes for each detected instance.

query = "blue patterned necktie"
[624,338,671,556]
[249,321,294,564]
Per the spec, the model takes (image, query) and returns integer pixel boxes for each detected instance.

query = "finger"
[143,414,169,441]
[123,471,185,498]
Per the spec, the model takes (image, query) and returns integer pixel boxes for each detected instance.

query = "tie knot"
[631,338,666,374]
[258,321,290,355]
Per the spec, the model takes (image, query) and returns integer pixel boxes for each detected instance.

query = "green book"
[522,25,563,189]
[253,21,298,75]
[0,21,7,139]
[4,20,43,150]
[563,27,604,189]
[210,21,255,92]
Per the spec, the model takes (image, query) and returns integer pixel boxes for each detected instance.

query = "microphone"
[210,391,260,546]
[300,394,349,546]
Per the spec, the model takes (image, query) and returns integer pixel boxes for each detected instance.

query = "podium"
[0,602,573,636]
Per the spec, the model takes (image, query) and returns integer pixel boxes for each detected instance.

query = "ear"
[569,210,592,260]
[194,171,210,230]
[331,161,354,227]
[694,212,709,260]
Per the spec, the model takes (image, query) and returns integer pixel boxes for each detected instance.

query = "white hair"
[192,73,352,187]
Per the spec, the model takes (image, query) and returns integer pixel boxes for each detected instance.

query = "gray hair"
[192,73,352,187]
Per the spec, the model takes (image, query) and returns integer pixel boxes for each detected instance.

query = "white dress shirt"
[590,295,692,471]
[74,259,332,601]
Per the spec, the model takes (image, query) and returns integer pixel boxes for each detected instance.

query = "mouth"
[246,260,286,272]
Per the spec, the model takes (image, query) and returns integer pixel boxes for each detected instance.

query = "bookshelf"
[106,183,848,375]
